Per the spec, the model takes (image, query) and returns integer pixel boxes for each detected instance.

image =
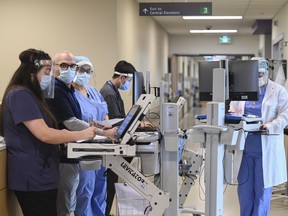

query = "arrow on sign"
[143,8,148,14]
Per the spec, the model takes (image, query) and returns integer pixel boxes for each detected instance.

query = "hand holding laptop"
[103,126,118,140]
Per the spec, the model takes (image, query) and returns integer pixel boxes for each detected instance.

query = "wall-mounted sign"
[219,35,232,44]
[139,2,212,16]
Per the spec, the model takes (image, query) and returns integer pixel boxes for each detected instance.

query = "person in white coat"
[229,57,288,216]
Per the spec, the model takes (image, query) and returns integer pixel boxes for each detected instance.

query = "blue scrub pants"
[75,165,107,216]
[237,151,273,216]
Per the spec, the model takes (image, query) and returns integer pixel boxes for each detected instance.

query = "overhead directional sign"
[139,2,212,16]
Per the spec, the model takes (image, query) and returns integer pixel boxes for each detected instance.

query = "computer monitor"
[133,71,146,104]
[198,61,221,101]
[145,71,150,94]
[115,104,142,140]
[198,60,259,101]
[228,60,259,101]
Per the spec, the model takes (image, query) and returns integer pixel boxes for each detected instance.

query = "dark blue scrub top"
[45,78,82,163]
[3,87,59,191]
[46,78,82,129]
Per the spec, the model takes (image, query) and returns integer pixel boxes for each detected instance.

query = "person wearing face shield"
[45,51,117,216]
[100,60,154,215]
[0,49,97,216]
[229,57,288,216]
[100,60,133,119]
[100,60,135,215]
[72,56,110,216]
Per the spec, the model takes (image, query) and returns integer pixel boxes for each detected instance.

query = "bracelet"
[96,128,104,136]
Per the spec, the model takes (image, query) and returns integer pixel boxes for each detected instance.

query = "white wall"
[272,1,288,59]
[116,0,169,110]
[0,0,118,99]
[0,0,169,111]
[169,35,259,56]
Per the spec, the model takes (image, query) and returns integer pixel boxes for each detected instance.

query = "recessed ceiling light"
[183,16,243,20]
[190,30,237,33]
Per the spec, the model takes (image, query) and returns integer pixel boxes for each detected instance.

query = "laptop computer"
[83,104,142,144]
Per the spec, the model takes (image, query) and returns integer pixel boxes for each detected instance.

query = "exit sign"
[139,2,212,16]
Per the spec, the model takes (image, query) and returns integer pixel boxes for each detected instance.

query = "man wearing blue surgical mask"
[100,60,133,119]
[100,60,134,216]
[46,51,83,216]
[46,52,117,216]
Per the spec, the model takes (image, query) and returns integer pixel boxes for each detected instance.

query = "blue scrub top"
[74,86,108,122]
[3,87,59,191]
[244,85,267,152]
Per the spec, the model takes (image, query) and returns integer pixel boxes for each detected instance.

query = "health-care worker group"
[1,48,288,216]
[0,48,138,216]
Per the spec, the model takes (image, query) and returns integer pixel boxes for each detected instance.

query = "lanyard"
[108,80,121,97]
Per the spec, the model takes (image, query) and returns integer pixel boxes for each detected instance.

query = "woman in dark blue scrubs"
[0,49,97,216]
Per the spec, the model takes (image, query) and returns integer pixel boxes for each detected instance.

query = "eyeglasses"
[79,66,93,74]
[56,63,78,71]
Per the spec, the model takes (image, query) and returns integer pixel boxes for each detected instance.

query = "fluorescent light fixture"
[190,30,237,33]
[183,16,242,20]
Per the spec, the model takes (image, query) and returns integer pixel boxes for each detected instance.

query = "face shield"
[39,60,55,98]
[73,64,93,86]
[114,71,133,82]
[114,71,134,97]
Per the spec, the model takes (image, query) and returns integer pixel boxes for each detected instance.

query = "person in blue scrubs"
[229,57,288,216]
[73,56,109,216]
[0,49,97,216]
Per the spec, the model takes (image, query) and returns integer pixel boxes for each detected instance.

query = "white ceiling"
[136,0,288,35]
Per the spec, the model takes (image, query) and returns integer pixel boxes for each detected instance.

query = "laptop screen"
[115,104,142,140]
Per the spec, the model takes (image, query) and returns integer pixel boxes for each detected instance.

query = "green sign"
[200,6,211,15]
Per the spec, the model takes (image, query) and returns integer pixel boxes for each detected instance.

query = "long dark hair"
[0,48,57,135]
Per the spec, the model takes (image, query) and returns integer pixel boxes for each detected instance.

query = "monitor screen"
[115,104,142,140]
[198,61,221,101]
[228,60,259,101]
[198,60,259,101]
[133,71,146,104]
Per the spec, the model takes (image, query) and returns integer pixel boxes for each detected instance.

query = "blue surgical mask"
[58,68,76,84]
[119,80,131,90]
[74,73,91,86]
[40,75,51,90]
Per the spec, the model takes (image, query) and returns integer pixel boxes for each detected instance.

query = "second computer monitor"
[228,60,259,101]
[198,59,259,101]
[198,61,221,101]
[133,71,146,104]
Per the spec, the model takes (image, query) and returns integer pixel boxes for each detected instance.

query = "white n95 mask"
[259,77,266,87]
